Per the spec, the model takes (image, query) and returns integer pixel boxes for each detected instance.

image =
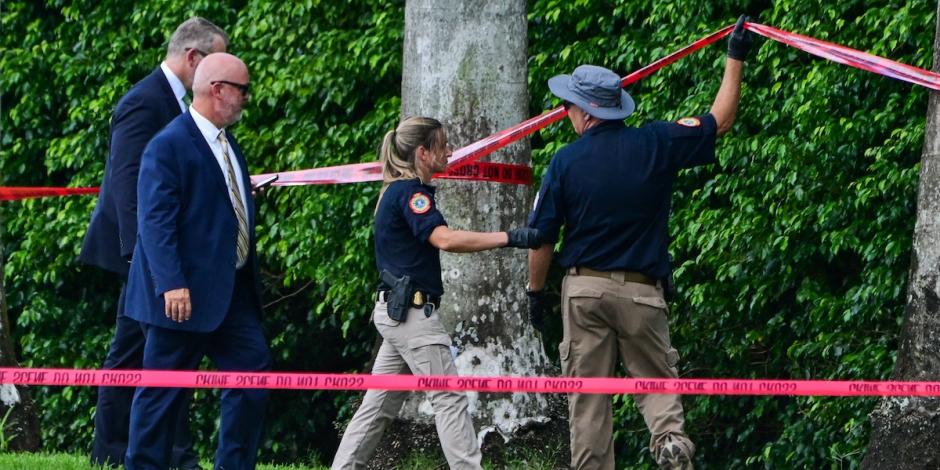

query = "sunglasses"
[212,80,250,98]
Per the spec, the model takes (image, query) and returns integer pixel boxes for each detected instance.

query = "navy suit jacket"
[80,68,183,275]
[125,113,263,332]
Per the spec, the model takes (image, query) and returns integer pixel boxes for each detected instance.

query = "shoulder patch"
[408,192,432,214]
[676,117,701,127]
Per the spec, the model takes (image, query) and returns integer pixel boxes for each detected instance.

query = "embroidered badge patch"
[676,117,701,127]
[409,193,432,214]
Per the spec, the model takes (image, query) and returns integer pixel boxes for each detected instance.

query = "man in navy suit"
[125,52,271,470]
[79,17,228,469]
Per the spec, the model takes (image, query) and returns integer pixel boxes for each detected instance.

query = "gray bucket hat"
[548,64,635,120]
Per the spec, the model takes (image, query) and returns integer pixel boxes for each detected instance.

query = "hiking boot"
[655,435,694,470]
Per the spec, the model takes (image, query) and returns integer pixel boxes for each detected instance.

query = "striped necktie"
[217,130,249,267]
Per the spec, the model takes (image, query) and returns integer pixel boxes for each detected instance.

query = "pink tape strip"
[2,368,939,396]
[746,22,940,91]
[7,22,940,198]
[0,186,100,201]
[237,25,738,188]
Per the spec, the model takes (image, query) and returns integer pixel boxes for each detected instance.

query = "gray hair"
[166,17,228,58]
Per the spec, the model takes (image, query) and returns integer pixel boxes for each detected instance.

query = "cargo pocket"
[567,284,604,299]
[408,334,453,375]
[665,347,680,368]
[565,283,604,331]
[559,341,573,376]
[632,295,669,319]
[632,296,667,309]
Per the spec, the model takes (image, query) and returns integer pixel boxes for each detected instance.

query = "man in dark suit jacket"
[79,17,229,468]
[125,52,270,470]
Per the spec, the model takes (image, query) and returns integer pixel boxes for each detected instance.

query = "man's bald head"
[193,53,248,98]
[191,53,250,128]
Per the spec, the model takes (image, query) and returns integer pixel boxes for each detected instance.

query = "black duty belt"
[568,267,658,286]
[377,290,442,309]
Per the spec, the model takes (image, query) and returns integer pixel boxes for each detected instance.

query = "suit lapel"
[182,114,231,199]
[152,68,183,118]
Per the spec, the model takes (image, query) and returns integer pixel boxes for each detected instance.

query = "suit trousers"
[125,270,271,470]
[92,281,198,469]
[561,274,693,470]
[331,301,482,470]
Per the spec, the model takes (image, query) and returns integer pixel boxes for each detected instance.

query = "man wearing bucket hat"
[525,15,754,470]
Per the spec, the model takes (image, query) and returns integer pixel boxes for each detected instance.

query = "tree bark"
[0,230,42,450]
[862,2,940,468]
[400,0,553,441]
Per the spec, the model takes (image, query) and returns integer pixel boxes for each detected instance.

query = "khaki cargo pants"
[331,301,482,470]
[561,273,694,469]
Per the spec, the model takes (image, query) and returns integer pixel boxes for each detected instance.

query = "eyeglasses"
[212,80,250,98]
[187,47,210,58]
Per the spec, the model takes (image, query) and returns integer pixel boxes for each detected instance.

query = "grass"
[0,453,327,470]
[0,451,560,469]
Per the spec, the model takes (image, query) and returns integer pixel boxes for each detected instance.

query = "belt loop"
[611,271,625,283]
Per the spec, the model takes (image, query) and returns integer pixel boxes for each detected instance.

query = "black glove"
[727,15,754,61]
[527,289,547,332]
[506,228,543,249]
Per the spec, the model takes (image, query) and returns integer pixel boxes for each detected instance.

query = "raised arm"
[710,58,744,136]
[711,15,753,136]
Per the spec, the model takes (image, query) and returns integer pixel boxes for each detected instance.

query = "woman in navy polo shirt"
[331,116,540,470]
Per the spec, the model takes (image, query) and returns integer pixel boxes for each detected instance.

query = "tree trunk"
[862,3,940,468]
[0,233,42,450]
[392,0,557,458]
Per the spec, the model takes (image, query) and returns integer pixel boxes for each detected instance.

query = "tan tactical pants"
[331,301,482,470]
[561,273,694,470]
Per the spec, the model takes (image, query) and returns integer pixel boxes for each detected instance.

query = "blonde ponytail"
[375,116,444,209]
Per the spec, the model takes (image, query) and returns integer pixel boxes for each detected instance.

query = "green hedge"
[1,0,932,467]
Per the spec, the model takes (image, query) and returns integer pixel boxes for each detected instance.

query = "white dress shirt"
[189,107,249,215]
[160,61,188,113]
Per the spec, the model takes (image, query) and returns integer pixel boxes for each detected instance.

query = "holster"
[663,271,676,303]
[664,255,677,302]
[380,270,414,322]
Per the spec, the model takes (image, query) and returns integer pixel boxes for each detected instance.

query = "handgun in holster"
[380,270,413,322]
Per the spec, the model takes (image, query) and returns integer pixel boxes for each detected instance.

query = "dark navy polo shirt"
[527,113,718,280]
[374,178,448,296]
